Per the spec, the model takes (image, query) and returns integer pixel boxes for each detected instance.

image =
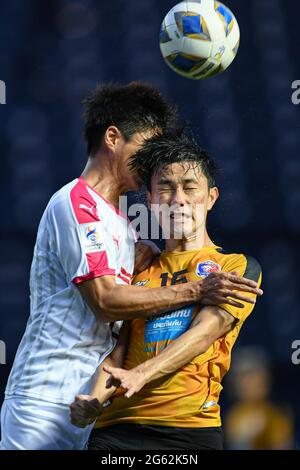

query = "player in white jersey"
[0,83,262,450]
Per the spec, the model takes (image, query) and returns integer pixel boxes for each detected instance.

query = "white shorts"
[0,396,94,450]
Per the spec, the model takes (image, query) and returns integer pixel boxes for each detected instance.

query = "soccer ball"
[159,0,240,79]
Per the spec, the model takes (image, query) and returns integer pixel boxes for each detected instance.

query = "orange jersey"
[96,246,262,429]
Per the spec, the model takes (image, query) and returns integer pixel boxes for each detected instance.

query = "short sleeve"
[219,254,262,323]
[49,183,117,285]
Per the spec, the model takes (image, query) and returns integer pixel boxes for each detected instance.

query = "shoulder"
[41,179,77,221]
[48,178,101,226]
[216,248,262,281]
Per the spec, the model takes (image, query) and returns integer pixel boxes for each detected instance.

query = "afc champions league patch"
[144,305,195,350]
[79,222,104,253]
[196,260,221,278]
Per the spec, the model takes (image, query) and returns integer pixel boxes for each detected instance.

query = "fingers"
[69,404,98,428]
[70,413,94,428]
[103,365,123,379]
[123,377,147,398]
[202,296,245,309]
[205,272,263,296]
[70,397,102,417]
[103,366,146,397]
[69,394,103,428]
[226,272,257,286]
[105,375,113,388]
[228,283,263,295]
[221,290,256,304]
[103,365,127,389]
[105,376,120,389]
[75,394,91,401]
[226,274,263,294]
[103,366,132,392]
[124,389,135,399]
[72,399,99,413]
[222,298,245,308]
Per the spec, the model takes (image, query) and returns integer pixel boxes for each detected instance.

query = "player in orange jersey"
[70,133,263,450]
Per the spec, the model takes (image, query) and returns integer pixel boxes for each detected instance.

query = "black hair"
[130,132,217,191]
[83,82,176,156]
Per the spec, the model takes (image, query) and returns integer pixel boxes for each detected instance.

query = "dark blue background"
[0,0,299,444]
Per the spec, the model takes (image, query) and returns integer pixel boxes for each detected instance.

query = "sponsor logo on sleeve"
[79,222,104,253]
[196,260,221,278]
[134,280,149,287]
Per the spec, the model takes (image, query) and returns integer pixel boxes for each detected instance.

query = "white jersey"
[5,177,136,404]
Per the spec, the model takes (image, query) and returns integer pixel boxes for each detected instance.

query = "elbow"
[98,310,115,323]
[94,297,122,323]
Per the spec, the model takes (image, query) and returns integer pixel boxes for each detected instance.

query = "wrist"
[179,280,203,304]
[89,393,103,404]
[135,363,153,384]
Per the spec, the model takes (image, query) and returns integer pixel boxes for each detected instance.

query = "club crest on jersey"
[196,260,221,278]
[80,222,104,253]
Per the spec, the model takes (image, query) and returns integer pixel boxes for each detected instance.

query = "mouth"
[170,212,190,220]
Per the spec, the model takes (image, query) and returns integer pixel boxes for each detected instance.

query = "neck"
[165,230,215,252]
[81,153,129,208]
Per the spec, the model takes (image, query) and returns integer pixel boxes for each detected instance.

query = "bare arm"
[90,321,130,402]
[69,322,130,428]
[103,306,236,397]
[136,306,235,381]
[77,272,262,323]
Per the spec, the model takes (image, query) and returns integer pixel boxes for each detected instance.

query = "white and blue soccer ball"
[159,0,240,79]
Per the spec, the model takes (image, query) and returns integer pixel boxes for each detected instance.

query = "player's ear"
[207,186,219,211]
[104,126,123,152]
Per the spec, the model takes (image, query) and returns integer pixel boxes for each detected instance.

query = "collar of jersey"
[160,245,221,258]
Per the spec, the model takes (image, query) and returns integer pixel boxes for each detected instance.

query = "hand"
[198,271,263,308]
[69,395,103,428]
[103,364,147,398]
[134,241,160,274]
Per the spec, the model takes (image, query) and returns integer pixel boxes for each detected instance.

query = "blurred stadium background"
[0,0,299,449]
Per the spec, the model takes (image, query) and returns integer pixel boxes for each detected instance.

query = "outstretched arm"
[103,305,236,398]
[78,271,262,323]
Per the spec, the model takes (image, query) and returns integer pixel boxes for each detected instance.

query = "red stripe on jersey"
[73,269,115,284]
[70,179,116,282]
[78,176,127,221]
[120,267,133,280]
[86,251,113,275]
[78,176,138,241]
[70,179,100,224]
[117,274,131,285]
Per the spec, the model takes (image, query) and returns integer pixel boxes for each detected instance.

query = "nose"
[170,187,187,206]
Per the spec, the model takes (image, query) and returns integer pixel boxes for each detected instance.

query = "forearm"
[90,356,119,404]
[97,283,200,322]
[135,326,210,383]
[135,307,234,384]
[90,322,130,403]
